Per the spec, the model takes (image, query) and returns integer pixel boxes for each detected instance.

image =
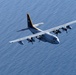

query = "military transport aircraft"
[9,14,76,45]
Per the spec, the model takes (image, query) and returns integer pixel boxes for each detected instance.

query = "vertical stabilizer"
[27,14,33,28]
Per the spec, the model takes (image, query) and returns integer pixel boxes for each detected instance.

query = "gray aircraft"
[9,14,76,45]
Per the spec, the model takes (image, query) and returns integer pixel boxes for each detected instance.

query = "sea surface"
[0,0,76,75]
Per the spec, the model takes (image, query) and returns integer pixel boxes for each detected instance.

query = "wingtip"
[9,41,13,43]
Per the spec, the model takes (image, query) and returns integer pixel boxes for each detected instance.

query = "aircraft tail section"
[27,14,34,28]
[17,13,39,32]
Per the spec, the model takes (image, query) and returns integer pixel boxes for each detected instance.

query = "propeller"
[36,35,43,42]
[27,37,35,44]
[53,30,61,36]
[61,27,68,33]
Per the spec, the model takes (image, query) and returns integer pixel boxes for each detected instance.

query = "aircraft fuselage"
[29,26,60,44]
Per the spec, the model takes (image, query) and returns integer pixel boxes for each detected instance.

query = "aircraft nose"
[56,40,60,44]
[56,39,60,44]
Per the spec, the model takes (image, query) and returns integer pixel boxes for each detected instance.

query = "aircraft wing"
[45,20,76,32]
[9,20,76,44]
[9,31,45,43]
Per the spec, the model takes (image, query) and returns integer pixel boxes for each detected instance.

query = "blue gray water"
[0,0,76,75]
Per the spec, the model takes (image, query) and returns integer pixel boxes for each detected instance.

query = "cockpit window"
[53,37,57,40]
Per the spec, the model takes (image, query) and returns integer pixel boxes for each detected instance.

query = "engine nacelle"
[56,30,61,33]
[66,25,72,29]
[36,35,42,39]
[53,30,61,35]
[31,37,35,42]
[27,37,35,43]
[18,41,24,45]
[61,27,67,32]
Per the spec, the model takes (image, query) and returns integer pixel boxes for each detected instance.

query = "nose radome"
[56,39,60,44]
[57,41,60,44]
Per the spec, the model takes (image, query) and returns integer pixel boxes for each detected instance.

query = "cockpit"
[53,37,57,41]
[52,37,60,44]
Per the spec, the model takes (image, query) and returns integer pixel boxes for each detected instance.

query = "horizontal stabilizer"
[34,22,44,27]
[17,28,28,32]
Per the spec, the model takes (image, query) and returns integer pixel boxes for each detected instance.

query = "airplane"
[9,14,76,45]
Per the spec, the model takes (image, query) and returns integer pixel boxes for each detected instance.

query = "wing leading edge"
[9,20,76,43]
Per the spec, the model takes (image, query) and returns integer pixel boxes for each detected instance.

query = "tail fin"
[17,14,34,32]
[27,14,34,28]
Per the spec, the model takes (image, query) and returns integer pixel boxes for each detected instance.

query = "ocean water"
[0,0,76,75]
